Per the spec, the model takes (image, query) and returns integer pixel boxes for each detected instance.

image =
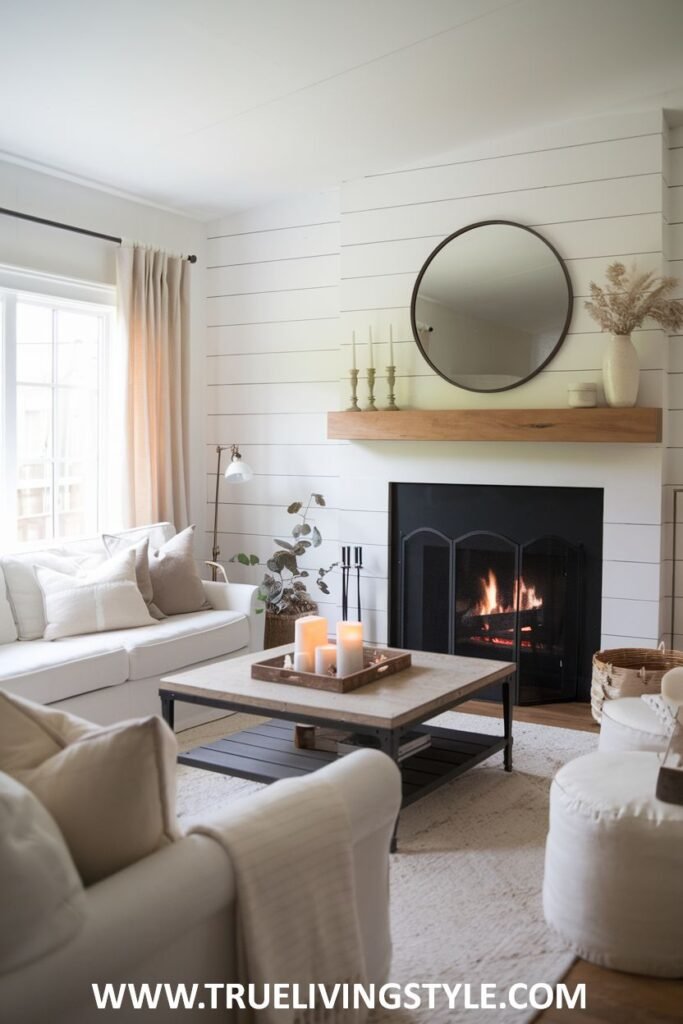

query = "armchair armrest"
[202,580,265,652]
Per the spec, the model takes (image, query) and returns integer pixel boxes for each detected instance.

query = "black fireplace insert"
[389,483,603,704]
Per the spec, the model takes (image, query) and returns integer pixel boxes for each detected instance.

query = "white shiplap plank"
[342,134,661,212]
[208,254,339,296]
[206,412,332,445]
[208,222,340,267]
[342,174,661,246]
[208,319,341,356]
[207,285,338,327]
[208,350,343,386]
[207,381,341,416]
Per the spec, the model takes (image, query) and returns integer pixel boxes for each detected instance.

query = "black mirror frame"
[410,219,574,394]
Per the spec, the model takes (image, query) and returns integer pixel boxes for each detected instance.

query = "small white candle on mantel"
[368,326,374,369]
[294,651,313,673]
[336,620,364,676]
[389,323,394,366]
[351,329,357,370]
[315,644,337,675]
[295,615,328,665]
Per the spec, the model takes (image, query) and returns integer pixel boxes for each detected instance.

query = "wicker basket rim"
[593,646,683,669]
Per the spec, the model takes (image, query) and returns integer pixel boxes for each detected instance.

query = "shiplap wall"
[207,108,670,648]
[665,123,683,646]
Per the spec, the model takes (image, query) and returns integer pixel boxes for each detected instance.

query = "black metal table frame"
[161,673,514,851]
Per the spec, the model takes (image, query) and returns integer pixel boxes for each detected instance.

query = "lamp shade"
[224,446,253,483]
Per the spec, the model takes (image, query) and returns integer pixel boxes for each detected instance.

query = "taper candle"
[351,329,357,370]
[368,326,374,368]
[389,323,394,365]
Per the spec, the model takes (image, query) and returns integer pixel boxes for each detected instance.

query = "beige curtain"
[117,245,190,529]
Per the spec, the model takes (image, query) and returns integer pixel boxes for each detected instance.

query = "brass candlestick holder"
[347,368,360,411]
[386,365,399,410]
[366,367,377,410]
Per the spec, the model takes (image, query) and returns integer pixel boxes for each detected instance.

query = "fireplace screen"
[391,484,602,705]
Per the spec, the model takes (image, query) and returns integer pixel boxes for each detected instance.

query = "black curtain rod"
[0,206,198,263]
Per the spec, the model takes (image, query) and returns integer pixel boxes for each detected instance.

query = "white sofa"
[0,748,400,1024]
[0,523,264,729]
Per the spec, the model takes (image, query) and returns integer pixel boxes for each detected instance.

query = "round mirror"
[410,220,573,393]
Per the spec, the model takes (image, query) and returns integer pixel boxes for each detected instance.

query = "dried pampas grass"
[585,262,683,335]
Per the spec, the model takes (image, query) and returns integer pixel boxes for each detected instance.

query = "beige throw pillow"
[148,525,211,616]
[0,772,85,974]
[0,692,181,885]
[36,548,156,640]
[102,535,164,619]
[1,550,100,640]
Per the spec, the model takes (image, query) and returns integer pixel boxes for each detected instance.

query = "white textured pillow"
[102,534,164,619]
[0,771,85,974]
[0,570,17,645]
[0,551,96,640]
[0,692,181,885]
[36,548,155,640]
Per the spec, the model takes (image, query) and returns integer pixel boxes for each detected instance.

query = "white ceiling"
[1,0,683,221]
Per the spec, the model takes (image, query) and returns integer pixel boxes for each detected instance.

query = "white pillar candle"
[351,329,357,370]
[315,644,337,674]
[294,615,328,662]
[389,323,394,366]
[336,620,364,676]
[294,651,313,673]
[368,326,374,368]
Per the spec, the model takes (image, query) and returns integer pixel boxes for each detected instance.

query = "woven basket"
[264,608,318,650]
[591,645,683,723]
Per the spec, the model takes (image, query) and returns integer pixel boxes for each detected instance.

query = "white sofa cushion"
[117,609,249,681]
[0,570,17,645]
[0,692,181,885]
[36,548,156,641]
[0,771,85,975]
[0,633,129,704]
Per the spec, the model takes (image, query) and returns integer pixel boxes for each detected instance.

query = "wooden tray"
[251,647,412,693]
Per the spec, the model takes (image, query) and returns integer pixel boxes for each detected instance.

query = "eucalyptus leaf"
[313,494,326,507]
[311,526,322,547]
[274,538,294,551]
[299,523,311,535]
[237,553,250,566]
[287,502,302,514]
[292,524,302,538]
[249,554,259,565]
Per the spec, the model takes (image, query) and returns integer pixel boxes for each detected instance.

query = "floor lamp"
[209,444,253,581]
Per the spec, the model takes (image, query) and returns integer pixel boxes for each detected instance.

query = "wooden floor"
[462,698,682,1023]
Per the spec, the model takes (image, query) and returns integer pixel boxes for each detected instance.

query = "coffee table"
[160,646,515,849]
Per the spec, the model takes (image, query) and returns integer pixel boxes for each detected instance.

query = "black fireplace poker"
[340,545,363,622]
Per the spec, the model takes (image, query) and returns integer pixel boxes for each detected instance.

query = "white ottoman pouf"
[598,697,669,754]
[543,751,683,977]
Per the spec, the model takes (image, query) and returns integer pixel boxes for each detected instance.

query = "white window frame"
[0,264,116,549]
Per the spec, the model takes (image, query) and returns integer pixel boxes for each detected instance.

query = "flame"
[471,570,543,616]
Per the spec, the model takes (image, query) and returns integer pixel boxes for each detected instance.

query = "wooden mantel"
[327,408,662,444]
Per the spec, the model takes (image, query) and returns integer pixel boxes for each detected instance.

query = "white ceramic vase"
[602,334,639,408]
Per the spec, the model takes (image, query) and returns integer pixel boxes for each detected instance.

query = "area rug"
[176,712,597,1024]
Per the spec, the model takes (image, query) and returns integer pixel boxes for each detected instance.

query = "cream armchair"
[0,748,400,1024]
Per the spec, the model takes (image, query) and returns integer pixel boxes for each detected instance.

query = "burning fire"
[471,570,543,617]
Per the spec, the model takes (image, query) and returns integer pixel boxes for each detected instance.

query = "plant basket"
[591,645,683,723]
[264,608,318,650]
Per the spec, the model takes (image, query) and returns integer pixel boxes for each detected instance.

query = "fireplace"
[389,483,603,704]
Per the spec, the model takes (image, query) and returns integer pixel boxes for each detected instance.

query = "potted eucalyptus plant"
[231,492,337,649]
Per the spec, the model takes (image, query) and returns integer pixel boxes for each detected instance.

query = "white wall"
[207,109,671,651]
[0,160,206,532]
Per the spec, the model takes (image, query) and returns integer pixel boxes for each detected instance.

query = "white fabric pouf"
[599,697,669,754]
[543,751,683,977]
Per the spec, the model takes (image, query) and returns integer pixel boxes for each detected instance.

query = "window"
[1,271,115,546]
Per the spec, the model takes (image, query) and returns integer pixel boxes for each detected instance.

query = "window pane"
[56,388,99,463]
[17,302,52,344]
[57,310,100,388]
[17,385,52,461]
